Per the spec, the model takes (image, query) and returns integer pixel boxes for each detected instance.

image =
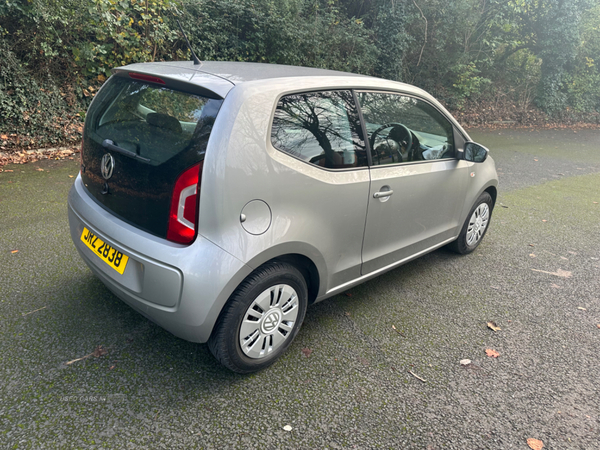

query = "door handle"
[373,189,394,199]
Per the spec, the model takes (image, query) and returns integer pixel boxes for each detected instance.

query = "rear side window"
[88,76,222,165]
[271,91,367,169]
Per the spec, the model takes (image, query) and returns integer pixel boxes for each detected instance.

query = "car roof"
[114,60,417,98]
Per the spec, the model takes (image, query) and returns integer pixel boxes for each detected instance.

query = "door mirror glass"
[464,142,489,163]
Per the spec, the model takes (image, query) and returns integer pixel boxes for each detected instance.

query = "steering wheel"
[369,123,413,163]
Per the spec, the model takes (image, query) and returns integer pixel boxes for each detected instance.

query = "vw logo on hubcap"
[261,310,281,334]
[101,153,115,180]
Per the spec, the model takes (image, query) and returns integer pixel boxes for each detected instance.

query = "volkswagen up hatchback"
[68,61,498,373]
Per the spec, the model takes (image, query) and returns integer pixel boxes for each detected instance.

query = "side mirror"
[464,141,489,163]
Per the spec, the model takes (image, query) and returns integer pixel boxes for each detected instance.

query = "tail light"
[129,72,166,85]
[167,162,203,244]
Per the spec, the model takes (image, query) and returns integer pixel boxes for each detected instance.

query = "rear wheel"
[208,261,308,373]
[449,192,493,255]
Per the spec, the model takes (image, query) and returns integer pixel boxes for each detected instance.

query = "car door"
[357,91,470,275]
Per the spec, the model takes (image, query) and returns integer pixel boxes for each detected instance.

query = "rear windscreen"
[89,76,222,165]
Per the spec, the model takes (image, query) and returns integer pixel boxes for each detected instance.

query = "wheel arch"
[243,242,327,303]
[484,185,497,207]
[267,254,320,305]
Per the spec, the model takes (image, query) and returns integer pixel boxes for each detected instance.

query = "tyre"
[448,192,493,255]
[208,261,308,373]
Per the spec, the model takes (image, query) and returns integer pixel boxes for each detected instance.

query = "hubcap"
[239,284,299,359]
[466,203,490,247]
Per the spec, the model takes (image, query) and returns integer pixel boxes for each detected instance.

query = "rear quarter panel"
[198,78,374,297]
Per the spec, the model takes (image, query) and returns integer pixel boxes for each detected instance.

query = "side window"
[271,91,367,169]
[357,92,455,165]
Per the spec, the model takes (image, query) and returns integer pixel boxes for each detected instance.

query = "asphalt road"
[1,128,599,449]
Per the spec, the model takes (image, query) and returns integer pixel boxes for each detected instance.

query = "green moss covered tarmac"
[1,129,599,449]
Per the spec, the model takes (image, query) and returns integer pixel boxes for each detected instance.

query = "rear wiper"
[102,139,150,163]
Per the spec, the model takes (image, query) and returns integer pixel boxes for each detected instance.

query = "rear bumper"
[68,175,252,343]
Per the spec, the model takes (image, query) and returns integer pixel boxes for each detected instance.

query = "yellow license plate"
[80,227,129,275]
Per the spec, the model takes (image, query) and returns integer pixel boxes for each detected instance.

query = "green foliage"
[498,0,596,114]
[452,63,491,107]
[0,38,81,146]
[402,0,511,107]
[73,0,180,78]
[566,3,600,113]
[177,0,379,74]
[372,0,411,81]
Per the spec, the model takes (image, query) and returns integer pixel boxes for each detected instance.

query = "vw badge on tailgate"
[101,153,115,180]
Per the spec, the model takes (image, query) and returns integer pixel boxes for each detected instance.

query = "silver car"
[68,61,498,373]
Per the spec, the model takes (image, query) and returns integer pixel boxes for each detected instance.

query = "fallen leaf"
[596,324,600,329]
[109,365,115,370]
[36,168,44,172]
[594,202,598,204]
[529,253,536,258]
[460,359,471,366]
[534,159,538,161]
[344,292,352,297]
[560,256,568,260]
[487,321,501,332]
[577,307,587,311]
[4,169,13,172]
[527,438,544,450]
[301,348,312,358]
[531,268,572,278]
[92,345,108,357]
[283,425,293,432]
[485,349,500,358]
[542,219,547,222]
[11,250,18,254]
[69,175,74,178]
[550,284,562,289]
[529,244,535,247]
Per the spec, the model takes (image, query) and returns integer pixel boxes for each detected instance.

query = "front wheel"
[208,261,308,373]
[448,192,493,255]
